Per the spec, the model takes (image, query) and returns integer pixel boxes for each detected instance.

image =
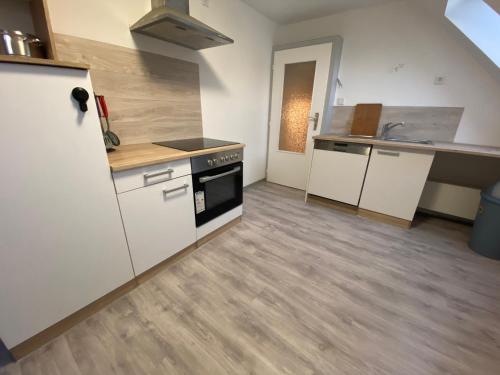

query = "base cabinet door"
[308,147,370,206]
[118,175,196,275]
[359,147,435,220]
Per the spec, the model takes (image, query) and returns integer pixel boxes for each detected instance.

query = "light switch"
[336,98,345,106]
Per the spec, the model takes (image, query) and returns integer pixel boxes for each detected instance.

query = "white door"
[267,43,333,190]
[0,64,134,349]
[118,175,196,275]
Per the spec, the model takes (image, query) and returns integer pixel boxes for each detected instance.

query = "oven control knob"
[234,153,239,159]
[208,159,213,167]
[224,155,229,161]
[213,158,218,165]
[230,154,235,160]
[220,156,225,163]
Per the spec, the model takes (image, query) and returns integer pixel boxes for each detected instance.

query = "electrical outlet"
[202,0,210,7]
[336,98,345,106]
[434,76,446,85]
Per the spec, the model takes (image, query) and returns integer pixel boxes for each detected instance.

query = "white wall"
[275,0,500,147]
[47,0,276,186]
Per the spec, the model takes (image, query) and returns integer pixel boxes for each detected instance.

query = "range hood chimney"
[130,0,234,50]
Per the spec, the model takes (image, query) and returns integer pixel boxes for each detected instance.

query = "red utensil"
[94,94,113,150]
[98,96,120,146]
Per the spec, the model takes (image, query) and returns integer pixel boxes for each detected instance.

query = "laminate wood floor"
[2,182,500,375]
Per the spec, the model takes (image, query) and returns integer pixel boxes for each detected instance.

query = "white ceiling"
[241,0,396,24]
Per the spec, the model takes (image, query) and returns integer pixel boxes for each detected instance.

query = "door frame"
[265,36,344,178]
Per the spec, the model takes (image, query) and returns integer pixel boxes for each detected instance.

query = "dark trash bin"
[0,338,13,367]
[469,184,500,260]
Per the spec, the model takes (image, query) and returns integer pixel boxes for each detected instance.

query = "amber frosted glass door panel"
[278,61,316,153]
[267,42,333,190]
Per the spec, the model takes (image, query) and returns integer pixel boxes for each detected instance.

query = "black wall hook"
[72,87,89,112]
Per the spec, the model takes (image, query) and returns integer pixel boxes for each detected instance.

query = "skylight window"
[445,0,500,67]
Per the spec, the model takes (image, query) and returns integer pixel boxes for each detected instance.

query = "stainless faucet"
[381,122,405,139]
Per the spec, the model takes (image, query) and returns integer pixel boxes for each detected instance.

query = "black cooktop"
[154,138,238,152]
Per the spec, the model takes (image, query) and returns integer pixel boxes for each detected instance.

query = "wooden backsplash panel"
[330,106,463,142]
[55,34,202,144]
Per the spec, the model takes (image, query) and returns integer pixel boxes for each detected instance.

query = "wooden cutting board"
[350,104,383,136]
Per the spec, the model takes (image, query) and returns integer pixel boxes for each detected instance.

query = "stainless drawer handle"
[377,150,400,157]
[144,168,174,179]
[199,166,241,183]
[163,183,189,195]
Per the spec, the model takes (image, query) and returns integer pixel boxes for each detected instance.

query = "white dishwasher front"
[307,140,371,206]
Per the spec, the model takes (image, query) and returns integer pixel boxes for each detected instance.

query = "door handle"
[199,166,241,183]
[377,150,400,157]
[308,112,319,130]
[144,168,174,179]
[163,183,189,195]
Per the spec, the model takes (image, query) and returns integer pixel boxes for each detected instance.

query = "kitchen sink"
[345,134,433,145]
[383,138,433,145]
[346,134,377,139]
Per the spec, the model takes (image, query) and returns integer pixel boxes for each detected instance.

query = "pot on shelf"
[0,30,45,58]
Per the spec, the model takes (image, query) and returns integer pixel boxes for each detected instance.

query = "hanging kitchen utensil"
[95,95,114,151]
[98,95,120,147]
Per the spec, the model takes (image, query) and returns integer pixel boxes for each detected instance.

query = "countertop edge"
[109,143,246,173]
[313,135,500,159]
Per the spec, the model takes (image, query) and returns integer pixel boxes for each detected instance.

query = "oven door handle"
[199,166,241,183]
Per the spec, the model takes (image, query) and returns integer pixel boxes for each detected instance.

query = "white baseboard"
[196,205,243,240]
[418,181,481,220]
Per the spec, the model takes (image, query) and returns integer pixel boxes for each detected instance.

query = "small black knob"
[72,87,89,112]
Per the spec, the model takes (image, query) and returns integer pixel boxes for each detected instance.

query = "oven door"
[192,162,243,227]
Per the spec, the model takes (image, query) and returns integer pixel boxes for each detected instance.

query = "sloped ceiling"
[410,0,499,80]
[485,0,500,12]
[445,0,500,68]
[241,0,394,24]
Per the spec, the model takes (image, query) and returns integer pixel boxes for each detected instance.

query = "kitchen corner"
[108,139,245,275]
[306,123,500,228]
[0,0,250,360]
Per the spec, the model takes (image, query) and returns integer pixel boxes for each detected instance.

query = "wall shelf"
[0,55,89,70]
[0,0,88,71]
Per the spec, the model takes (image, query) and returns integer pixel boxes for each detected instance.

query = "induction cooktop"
[154,138,238,152]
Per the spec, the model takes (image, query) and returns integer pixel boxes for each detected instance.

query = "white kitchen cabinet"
[359,146,435,220]
[117,174,196,275]
[307,142,371,205]
[0,64,134,349]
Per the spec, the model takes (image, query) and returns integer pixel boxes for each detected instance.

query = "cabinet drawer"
[118,175,196,275]
[359,146,435,220]
[113,158,191,194]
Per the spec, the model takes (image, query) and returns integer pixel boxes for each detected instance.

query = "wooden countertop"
[107,143,245,172]
[313,134,500,159]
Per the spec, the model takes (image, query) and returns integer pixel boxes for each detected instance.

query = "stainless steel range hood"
[130,0,234,50]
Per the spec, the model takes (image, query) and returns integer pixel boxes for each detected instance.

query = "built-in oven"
[191,150,243,227]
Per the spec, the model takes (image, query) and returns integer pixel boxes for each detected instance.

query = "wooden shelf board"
[0,55,89,70]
